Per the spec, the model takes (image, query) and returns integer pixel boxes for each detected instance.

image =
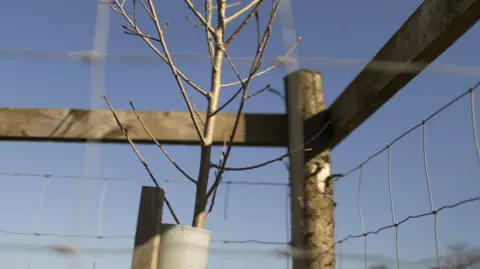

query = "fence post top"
[284,69,322,78]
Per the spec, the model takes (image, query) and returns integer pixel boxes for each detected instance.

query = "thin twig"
[254,11,261,49]
[211,120,331,171]
[144,0,207,144]
[246,84,271,100]
[106,1,208,97]
[204,0,215,65]
[207,51,256,197]
[133,0,137,25]
[190,96,206,126]
[207,0,280,198]
[185,16,206,29]
[162,21,170,30]
[205,132,229,217]
[224,0,264,46]
[183,0,216,34]
[138,0,155,20]
[211,83,269,116]
[163,197,181,225]
[106,0,295,227]
[222,36,301,87]
[129,101,197,184]
[211,1,241,9]
[103,96,180,224]
[225,0,260,24]
[123,26,161,42]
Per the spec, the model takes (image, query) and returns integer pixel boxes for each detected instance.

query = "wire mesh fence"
[1,78,479,268]
[1,1,480,269]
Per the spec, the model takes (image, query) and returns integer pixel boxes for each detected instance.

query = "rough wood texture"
[285,70,335,269]
[285,71,308,269]
[326,0,480,149]
[0,108,288,147]
[131,186,164,269]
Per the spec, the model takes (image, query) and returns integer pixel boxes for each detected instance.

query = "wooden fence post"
[285,70,335,269]
[131,186,165,269]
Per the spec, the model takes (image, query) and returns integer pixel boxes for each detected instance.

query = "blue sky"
[0,1,479,269]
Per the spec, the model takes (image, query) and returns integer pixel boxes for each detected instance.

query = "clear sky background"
[0,1,479,269]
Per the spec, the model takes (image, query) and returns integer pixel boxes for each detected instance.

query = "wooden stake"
[131,186,165,269]
[285,70,335,269]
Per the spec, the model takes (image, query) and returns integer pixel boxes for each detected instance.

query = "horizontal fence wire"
[0,79,478,266]
[319,79,480,269]
[0,171,289,186]
[0,172,289,245]
[2,48,480,77]
[0,241,457,266]
[335,80,480,182]
[2,2,480,268]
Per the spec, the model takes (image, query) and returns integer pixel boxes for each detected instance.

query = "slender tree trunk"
[192,29,225,228]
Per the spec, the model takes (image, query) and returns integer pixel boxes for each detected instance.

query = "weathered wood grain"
[131,186,164,269]
[324,0,480,149]
[0,108,288,147]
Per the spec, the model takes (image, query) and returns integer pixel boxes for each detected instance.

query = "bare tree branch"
[122,25,160,42]
[225,0,260,24]
[222,36,302,87]
[212,1,241,9]
[206,51,255,199]
[103,95,181,224]
[211,120,331,171]
[204,0,215,65]
[144,0,207,144]
[254,10,261,48]
[138,0,155,20]
[224,0,263,46]
[205,132,228,219]
[190,0,229,228]
[210,83,269,116]
[107,0,300,227]
[206,0,280,200]
[106,1,208,98]
[133,0,137,24]
[183,0,216,34]
[185,16,206,29]
[245,84,270,100]
[190,96,206,126]
[129,101,198,184]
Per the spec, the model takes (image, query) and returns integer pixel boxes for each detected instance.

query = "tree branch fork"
[102,0,304,228]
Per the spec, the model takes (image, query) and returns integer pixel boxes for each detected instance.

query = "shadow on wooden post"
[131,186,165,269]
[285,70,335,269]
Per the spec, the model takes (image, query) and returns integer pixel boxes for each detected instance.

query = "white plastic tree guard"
[157,224,212,269]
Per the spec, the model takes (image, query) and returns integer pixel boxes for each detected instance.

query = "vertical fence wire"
[222,182,232,241]
[422,121,441,269]
[387,145,400,269]
[469,89,480,163]
[357,165,368,269]
[285,188,291,269]
[337,242,343,269]
[2,2,480,269]
[26,177,49,269]
[97,179,108,238]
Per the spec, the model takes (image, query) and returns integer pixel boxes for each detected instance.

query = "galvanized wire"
[1,84,480,266]
[1,2,480,268]
[387,145,400,269]
[2,48,480,77]
[335,79,480,182]
[0,171,289,186]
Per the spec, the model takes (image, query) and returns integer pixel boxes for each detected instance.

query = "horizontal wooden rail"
[314,0,480,151]
[0,108,288,147]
